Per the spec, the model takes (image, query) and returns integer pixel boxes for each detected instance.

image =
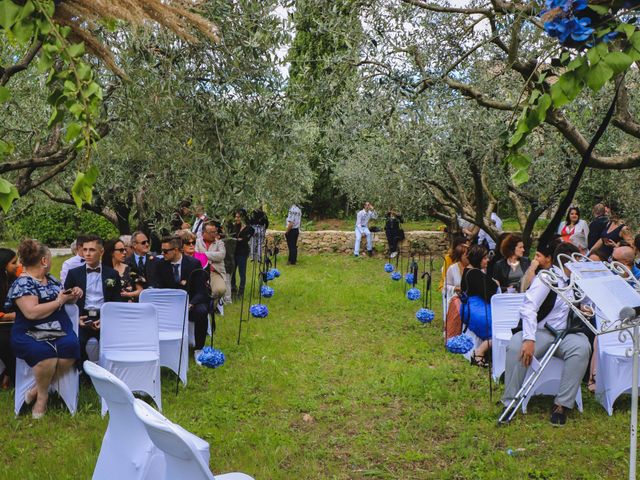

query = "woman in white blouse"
[558,207,589,253]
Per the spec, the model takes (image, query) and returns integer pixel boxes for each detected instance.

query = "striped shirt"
[286,205,302,229]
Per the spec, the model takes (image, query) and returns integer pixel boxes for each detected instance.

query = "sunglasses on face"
[115,248,127,253]
[137,240,149,245]
[161,248,177,254]
[183,241,195,246]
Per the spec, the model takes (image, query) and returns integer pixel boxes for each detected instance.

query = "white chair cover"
[521,356,583,414]
[99,302,161,415]
[491,293,526,381]
[84,361,165,480]
[133,399,253,480]
[140,289,189,385]
[14,304,80,416]
[462,330,483,362]
[595,314,637,415]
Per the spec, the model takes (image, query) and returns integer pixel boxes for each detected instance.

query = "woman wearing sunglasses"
[103,239,142,300]
[179,230,208,268]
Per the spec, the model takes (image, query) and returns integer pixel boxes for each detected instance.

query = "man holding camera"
[354,201,378,257]
[64,235,122,362]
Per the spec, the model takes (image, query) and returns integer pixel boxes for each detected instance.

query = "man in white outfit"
[354,201,377,257]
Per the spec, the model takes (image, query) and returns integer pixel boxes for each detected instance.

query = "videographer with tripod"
[501,240,591,426]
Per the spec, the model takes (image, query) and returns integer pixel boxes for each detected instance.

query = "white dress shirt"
[286,205,302,229]
[191,214,207,240]
[84,266,104,309]
[355,209,377,229]
[60,255,85,285]
[520,266,572,342]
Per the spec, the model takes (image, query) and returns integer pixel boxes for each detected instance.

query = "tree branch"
[0,41,43,86]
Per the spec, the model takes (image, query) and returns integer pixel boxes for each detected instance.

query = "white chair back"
[491,293,525,337]
[100,302,160,355]
[139,289,188,333]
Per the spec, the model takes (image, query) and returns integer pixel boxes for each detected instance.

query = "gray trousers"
[501,329,591,409]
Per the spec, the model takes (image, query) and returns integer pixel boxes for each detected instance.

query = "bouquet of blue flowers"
[250,304,269,318]
[407,288,421,301]
[197,347,225,368]
[260,285,274,298]
[416,308,435,324]
[446,334,474,354]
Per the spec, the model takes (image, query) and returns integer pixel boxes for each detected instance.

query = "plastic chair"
[521,356,584,414]
[490,293,526,381]
[140,289,189,385]
[84,360,165,480]
[133,399,253,480]
[99,302,161,415]
[595,314,637,415]
[14,304,80,416]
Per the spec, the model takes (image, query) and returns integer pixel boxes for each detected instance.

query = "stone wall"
[265,230,449,257]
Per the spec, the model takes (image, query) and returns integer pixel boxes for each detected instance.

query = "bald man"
[612,246,640,279]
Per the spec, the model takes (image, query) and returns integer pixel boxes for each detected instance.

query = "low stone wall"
[265,230,449,257]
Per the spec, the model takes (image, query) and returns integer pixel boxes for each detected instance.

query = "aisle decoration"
[250,304,269,318]
[269,268,281,278]
[405,273,414,285]
[416,308,435,324]
[197,347,226,368]
[384,263,394,273]
[446,334,474,354]
[391,272,402,281]
[407,288,421,301]
[260,285,275,298]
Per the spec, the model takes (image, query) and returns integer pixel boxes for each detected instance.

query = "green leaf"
[11,19,34,44]
[567,55,586,71]
[0,178,19,213]
[0,85,10,104]
[65,42,85,59]
[68,103,84,118]
[0,139,14,156]
[37,51,53,73]
[604,51,633,75]
[76,62,92,81]
[65,122,83,142]
[47,106,63,127]
[588,4,609,14]
[511,168,530,186]
[550,73,581,107]
[617,22,636,39]
[84,82,102,99]
[586,61,614,91]
[506,152,531,170]
[71,166,99,209]
[0,0,22,30]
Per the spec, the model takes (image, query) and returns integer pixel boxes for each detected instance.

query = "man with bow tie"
[64,235,122,362]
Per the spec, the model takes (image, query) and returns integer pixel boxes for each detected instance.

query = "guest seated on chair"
[501,240,590,426]
[444,241,470,340]
[196,222,227,300]
[0,248,20,388]
[103,239,142,301]
[60,234,88,285]
[65,235,122,362]
[492,234,531,293]
[460,245,499,366]
[125,231,157,288]
[7,239,82,419]
[180,230,208,268]
[151,236,211,363]
[611,245,640,280]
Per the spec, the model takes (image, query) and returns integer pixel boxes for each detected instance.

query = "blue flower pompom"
[197,347,225,368]
[405,273,414,285]
[384,263,394,273]
[416,308,435,324]
[271,268,281,278]
[407,288,421,301]
[250,304,269,318]
[446,334,474,354]
[391,272,402,281]
[265,270,276,281]
[260,285,274,298]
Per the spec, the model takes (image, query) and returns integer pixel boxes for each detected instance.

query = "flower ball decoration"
[270,268,281,278]
[250,304,269,318]
[446,334,474,354]
[260,285,275,298]
[197,347,225,368]
[405,273,414,285]
[384,263,394,273]
[416,308,435,324]
[391,272,402,281]
[407,288,421,301]
[265,270,276,281]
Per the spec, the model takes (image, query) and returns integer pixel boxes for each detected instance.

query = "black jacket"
[492,257,532,291]
[150,254,210,306]
[64,264,122,314]
[124,253,158,288]
[588,215,609,249]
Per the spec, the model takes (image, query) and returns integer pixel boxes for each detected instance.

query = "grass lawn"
[0,254,632,479]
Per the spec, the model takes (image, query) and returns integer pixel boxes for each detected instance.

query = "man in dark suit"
[588,202,609,250]
[125,230,157,288]
[152,236,211,360]
[64,235,122,362]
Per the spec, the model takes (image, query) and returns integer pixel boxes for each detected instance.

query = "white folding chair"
[99,302,161,415]
[521,356,584,414]
[491,293,526,381]
[140,289,189,385]
[84,361,165,480]
[133,399,253,480]
[14,304,80,416]
[595,314,636,415]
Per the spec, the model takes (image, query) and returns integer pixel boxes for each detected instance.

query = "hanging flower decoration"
[270,268,281,278]
[446,334,474,354]
[260,285,275,298]
[407,288,421,301]
[197,347,226,368]
[384,263,394,273]
[416,308,435,324]
[391,272,402,281]
[250,304,269,318]
[265,270,276,281]
[405,273,414,285]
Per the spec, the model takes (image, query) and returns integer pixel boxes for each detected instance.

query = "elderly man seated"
[501,240,591,426]
[612,245,640,280]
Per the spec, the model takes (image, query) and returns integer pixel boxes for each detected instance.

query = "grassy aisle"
[0,254,632,479]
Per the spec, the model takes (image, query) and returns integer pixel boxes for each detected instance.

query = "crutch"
[498,322,580,424]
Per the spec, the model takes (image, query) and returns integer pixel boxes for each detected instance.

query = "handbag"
[26,320,67,342]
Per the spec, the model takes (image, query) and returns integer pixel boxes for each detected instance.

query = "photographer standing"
[384,210,404,258]
[354,201,378,257]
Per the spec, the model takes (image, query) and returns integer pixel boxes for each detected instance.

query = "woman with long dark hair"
[230,209,254,296]
[557,207,589,252]
[0,248,20,387]
[103,239,142,301]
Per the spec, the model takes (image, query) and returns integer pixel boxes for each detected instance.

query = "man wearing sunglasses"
[152,236,211,363]
[125,231,157,288]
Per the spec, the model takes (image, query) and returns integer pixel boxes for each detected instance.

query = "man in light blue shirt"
[285,204,302,265]
[354,201,377,257]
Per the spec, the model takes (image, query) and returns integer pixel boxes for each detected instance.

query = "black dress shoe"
[550,404,567,427]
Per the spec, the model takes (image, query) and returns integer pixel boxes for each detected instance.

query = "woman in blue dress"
[7,239,82,418]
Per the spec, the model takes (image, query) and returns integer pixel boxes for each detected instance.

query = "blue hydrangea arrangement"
[384,263,394,273]
[270,268,281,278]
[405,273,414,285]
[416,308,435,324]
[197,347,226,368]
[260,285,274,298]
[265,270,276,281]
[391,272,402,281]
[250,304,269,318]
[446,334,474,354]
[406,288,421,301]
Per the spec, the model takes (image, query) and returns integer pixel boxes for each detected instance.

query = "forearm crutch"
[498,323,570,425]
